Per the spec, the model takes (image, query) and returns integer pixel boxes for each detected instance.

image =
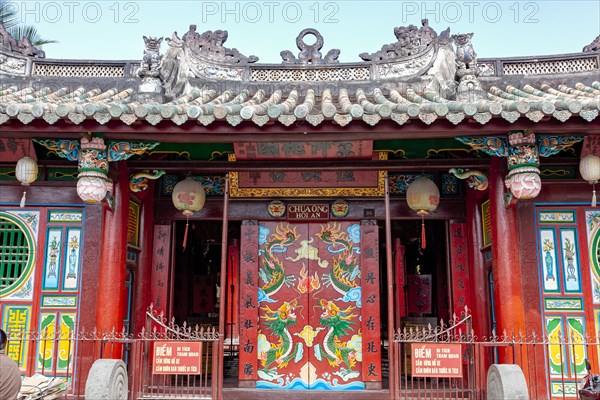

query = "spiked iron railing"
[5,304,221,400]
[392,307,600,400]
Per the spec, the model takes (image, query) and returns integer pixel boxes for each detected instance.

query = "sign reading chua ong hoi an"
[287,203,329,220]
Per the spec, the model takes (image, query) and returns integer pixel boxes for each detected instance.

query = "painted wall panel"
[62,228,81,290]
[43,228,62,290]
[559,229,581,293]
[539,228,560,292]
[1,304,32,370]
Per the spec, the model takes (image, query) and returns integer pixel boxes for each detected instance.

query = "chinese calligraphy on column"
[151,225,171,315]
[450,222,472,313]
[239,221,259,381]
[361,220,382,384]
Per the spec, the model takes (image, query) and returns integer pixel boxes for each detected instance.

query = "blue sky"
[8,0,600,62]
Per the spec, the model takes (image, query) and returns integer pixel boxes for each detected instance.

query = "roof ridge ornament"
[359,19,436,61]
[182,24,258,64]
[583,35,600,52]
[159,25,258,99]
[0,22,45,58]
[452,32,486,102]
[425,27,456,98]
[137,36,165,103]
[280,28,340,65]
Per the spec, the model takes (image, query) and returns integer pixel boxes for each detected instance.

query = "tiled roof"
[0,82,598,127]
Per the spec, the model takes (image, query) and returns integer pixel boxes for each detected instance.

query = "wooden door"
[256,221,365,390]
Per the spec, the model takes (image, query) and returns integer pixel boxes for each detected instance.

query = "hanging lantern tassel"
[20,189,27,208]
[182,216,190,250]
[592,183,597,208]
[421,215,427,249]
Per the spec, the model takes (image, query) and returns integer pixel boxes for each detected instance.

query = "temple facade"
[0,21,599,399]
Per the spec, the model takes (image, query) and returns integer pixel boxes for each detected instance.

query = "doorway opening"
[172,220,240,329]
[391,219,450,324]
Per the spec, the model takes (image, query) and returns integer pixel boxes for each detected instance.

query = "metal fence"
[6,305,221,400]
[7,306,599,400]
[135,306,220,400]
[392,308,600,400]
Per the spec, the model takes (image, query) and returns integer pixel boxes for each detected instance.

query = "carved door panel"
[256,221,364,390]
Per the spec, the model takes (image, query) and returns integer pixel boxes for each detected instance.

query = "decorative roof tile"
[0,83,598,127]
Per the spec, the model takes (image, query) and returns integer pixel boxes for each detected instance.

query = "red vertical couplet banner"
[361,220,382,384]
[150,225,171,315]
[238,221,259,382]
[449,221,472,374]
[394,238,406,320]
[449,221,472,314]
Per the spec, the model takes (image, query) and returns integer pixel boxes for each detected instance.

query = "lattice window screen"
[0,218,29,290]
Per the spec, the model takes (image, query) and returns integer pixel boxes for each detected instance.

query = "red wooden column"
[225,240,239,344]
[76,202,104,393]
[96,162,129,334]
[133,184,155,333]
[488,157,526,335]
[465,188,490,338]
[393,238,406,328]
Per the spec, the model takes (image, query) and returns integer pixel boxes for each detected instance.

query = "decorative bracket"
[130,170,166,192]
[457,132,583,200]
[449,168,488,191]
[107,141,160,161]
[34,139,160,162]
[33,137,160,202]
[32,139,80,161]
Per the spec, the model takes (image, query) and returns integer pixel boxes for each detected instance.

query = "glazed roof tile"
[0,83,598,127]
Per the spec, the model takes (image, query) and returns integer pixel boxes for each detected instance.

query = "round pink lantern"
[76,174,108,203]
[406,176,440,249]
[504,166,542,200]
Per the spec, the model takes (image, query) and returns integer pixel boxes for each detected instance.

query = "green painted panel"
[0,167,16,181]
[374,139,477,159]
[47,168,78,181]
[148,143,233,161]
[540,166,577,180]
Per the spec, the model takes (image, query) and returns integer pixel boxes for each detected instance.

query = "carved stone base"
[486,364,529,400]
[85,359,128,400]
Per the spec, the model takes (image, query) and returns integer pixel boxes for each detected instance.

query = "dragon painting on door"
[254,221,366,390]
